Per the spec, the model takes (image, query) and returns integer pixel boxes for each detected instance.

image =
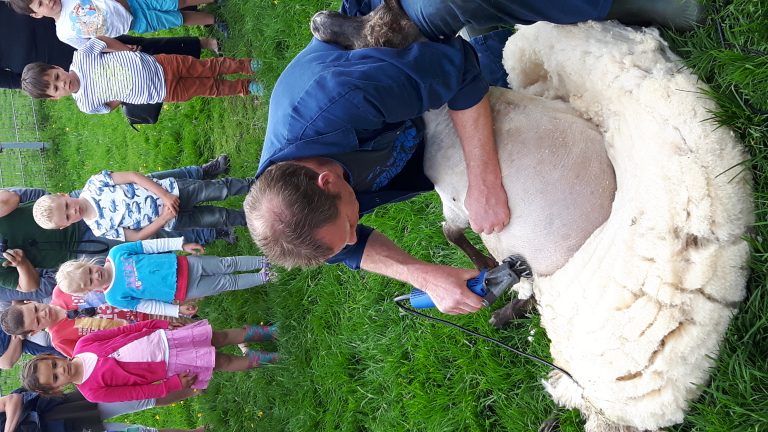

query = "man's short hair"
[8,0,34,15]
[56,258,97,294]
[244,162,340,268]
[21,63,56,99]
[22,355,64,396]
[0,306,32,337]
[32,194,62,229]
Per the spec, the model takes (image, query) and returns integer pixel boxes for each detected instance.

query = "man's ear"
[317,171,334,191]
[30,13,43,19]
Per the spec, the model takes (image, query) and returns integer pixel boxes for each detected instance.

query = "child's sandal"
[245,349,279,368]
[243,324,277,342]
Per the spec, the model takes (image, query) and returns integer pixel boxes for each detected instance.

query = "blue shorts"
[127,0,184,33]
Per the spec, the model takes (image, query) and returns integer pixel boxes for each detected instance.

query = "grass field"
[14,0,768,430]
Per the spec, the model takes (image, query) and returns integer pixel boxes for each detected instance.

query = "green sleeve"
[0,266,19,290]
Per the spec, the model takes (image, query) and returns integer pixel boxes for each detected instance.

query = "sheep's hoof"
[538,417,560,432]
[489,298,534,328]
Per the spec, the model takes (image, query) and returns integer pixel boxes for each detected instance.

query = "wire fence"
[0,89,50,189]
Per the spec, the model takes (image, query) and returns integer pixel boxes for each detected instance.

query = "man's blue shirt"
[258,36,488,269]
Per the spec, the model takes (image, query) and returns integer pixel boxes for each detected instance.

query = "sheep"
[311,4,753,430]
[426,22,752,431]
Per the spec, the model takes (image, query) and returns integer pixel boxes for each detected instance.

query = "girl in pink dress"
[21,319,278,402]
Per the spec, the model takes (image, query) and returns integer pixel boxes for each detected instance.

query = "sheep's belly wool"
[425,21,752,431]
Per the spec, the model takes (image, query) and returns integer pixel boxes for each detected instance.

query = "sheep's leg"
[443,223,498,270]
[489,297,536,328]
[538,415,560,432]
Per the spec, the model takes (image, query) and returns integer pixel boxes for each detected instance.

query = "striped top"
[70,38,166,114]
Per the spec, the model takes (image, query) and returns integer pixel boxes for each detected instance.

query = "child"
[33,169,253,241]
[54,237,271,317]
[9,0,223,49]
[22,318,279,402]
[20,36,263,114]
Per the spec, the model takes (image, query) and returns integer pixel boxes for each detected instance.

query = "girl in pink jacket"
[21,319,278,402]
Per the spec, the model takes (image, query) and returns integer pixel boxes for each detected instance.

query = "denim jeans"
[172,177,254,230]
[365,0,613,40]
[469,28,514,88]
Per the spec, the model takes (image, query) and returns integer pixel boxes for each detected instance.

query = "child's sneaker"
[249,81,265,97]
[215,227,237,244]
[250,59,263,73]
[213,22,229,38]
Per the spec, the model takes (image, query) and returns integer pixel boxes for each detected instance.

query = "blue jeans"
[348,0,613,40]
[469,28,514,88]
[173,177,254,230]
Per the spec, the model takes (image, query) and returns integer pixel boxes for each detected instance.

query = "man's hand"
[182,243,205,255]
[465,178,510,234]
[412,264,484,315]
[449,93,511,235]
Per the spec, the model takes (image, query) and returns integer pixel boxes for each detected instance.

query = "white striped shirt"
[70,38,166,114]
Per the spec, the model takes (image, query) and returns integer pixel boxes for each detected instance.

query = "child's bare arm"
[0,190,20,218]
[95,36,141,53]
[123,206,176,241]
[105,101,121,111]
[110,171,179,211]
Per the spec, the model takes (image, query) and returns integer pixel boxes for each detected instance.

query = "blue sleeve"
[22,339,63,356]
[326,225,375,269]
[319,38,487,132]
[5,188,49,204]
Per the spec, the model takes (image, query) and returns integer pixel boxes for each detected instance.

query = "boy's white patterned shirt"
[56,0,133,49]
[70,38,165,114]
[80,170,179,241]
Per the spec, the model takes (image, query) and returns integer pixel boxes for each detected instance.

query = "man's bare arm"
[449,94,510,234]
[0,336,24,369]
[360,231,483,314]
[0,190,20,218]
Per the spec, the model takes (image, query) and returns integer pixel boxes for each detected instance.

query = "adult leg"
[185,256,270,298]
[155,55,253,102]
[400,0,612,40]
[605,0,703,30]
[115,35,202,58]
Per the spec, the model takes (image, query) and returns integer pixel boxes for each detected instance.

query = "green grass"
[22,0,768,430]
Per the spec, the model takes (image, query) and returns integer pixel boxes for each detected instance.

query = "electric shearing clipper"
[402,255,533,309]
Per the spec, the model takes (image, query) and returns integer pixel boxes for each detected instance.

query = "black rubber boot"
[201,154,230,179]
[606,0,704,31]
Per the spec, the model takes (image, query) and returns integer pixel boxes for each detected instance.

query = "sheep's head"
[310,0,424,50]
